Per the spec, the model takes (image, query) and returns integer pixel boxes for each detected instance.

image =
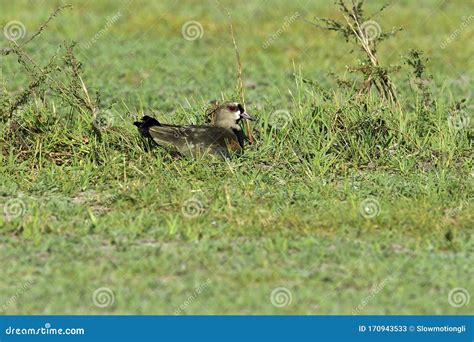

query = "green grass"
[0,0,473,314]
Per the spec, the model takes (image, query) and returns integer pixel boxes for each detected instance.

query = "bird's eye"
[228,105,237,111]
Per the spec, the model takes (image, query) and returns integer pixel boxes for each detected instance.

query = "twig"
[24,5,73,46]
[1,4,72,56]
[5,40,97,120]
[310,0,399,105]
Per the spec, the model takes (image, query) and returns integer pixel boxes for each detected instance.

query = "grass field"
[0,0,473,314]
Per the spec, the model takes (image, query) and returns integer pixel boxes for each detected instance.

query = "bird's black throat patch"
[232,128,245,148]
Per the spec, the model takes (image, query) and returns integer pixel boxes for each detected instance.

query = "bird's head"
[213,102,254,129]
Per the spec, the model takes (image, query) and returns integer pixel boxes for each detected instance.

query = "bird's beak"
[240,111,255,121]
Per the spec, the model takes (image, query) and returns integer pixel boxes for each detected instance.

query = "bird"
[133,102,254,157]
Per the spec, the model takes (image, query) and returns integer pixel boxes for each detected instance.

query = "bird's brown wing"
[148,125,240,157]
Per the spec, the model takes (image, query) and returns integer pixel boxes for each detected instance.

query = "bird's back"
[147,124,242,157]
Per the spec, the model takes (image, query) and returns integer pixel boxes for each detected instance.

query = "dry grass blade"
[228,13,254,144]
